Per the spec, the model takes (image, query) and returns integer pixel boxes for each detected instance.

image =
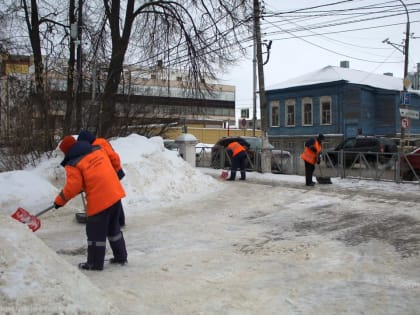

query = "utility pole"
[400,0,410,153]
[383,0,411,152]
[253,0,267,134]
[253,0,271,173]
[252,36,257,137]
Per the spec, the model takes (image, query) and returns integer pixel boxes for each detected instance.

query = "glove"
[310,146,317,153]
[117,169,125,180]
[317,156,321,164]
[54,203,62,209]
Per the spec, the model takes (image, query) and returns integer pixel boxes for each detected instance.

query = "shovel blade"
[316,176,332,184]
[220,170,228,179]
[11,207,41,232]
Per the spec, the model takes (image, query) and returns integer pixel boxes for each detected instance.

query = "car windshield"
[341,139,356,149]
[242,137,274,150]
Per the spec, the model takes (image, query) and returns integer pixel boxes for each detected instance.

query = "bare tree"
[1,0,251,144]
[98,0,250,137]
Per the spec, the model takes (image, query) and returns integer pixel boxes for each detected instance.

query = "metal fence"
[194,145,420,184]
[195,146,292,174]
[319,150,420,183]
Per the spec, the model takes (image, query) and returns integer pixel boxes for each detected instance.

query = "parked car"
[163,139,179,151]
[164,139,206,159]
[211,136,291,173]
[400,147,420,180]
[325,136,398,167]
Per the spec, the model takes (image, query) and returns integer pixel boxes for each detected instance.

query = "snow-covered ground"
[1,134,419,314]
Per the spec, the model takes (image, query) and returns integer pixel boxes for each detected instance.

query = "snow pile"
[1,216,119,314]
[0,134,220,314]
[0,134,219,217]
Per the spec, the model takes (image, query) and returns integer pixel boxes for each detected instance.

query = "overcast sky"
[221,0,420,122]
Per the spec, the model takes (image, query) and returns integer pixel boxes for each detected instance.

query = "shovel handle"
[35,205,55,217]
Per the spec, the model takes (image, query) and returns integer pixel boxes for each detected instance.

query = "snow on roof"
[267,65,404,92]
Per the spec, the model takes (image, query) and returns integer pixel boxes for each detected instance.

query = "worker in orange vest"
[226,140,249,181]
[300,133,325,186]
[78,130,126,227]
[55,136,128,270]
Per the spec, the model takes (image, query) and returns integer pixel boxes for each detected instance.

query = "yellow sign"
[404,78,411,89]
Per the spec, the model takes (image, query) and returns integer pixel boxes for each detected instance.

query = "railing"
[320,150,420,183]
[194,146,420,184]
[196,146,292,174]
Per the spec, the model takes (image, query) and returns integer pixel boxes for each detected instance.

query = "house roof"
[267,65,404,92]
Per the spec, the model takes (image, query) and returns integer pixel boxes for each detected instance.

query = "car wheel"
[211,157,221,169]
[402,170,415,181]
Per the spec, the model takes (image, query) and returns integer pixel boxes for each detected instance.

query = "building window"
[320,96,332,125]
[241,108,250,118]
[285,99,295,126]
[302,97,312,126]
[270,101,280,127]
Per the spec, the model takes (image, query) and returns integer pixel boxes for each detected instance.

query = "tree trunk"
[25,0,52,150]
[64,0,76,136]
[98,52,125,137]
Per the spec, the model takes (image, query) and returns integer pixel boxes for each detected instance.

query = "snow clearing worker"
[78,129,126,227]
[301,133,324,186]
[54,135,128,271]
[226,140,249,181]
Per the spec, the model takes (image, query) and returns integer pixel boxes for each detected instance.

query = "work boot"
[226,178,235,181]
[109,257,128,265]
[78,262,103,271]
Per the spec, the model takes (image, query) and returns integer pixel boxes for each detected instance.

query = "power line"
[258,0,419,64]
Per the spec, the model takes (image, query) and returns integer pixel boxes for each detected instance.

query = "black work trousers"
[304,161,315,185]
[86,200,127,269]
[230,151,247,180]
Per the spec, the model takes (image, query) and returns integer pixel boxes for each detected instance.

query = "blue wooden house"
[265,64,420,150]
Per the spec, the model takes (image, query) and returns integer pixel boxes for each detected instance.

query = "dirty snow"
[1,133,420,314]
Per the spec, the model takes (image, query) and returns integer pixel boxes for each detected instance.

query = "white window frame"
[302,97,313,126]
[285,99,295,127]
[270,100,280,127]
[320,96,332,125]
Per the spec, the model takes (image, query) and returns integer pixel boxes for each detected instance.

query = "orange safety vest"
[300,139,322,165]
[93,138,123,173]
[227,141,246,157]
[55,147,125,216]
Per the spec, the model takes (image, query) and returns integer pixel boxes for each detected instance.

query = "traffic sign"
[241,118,247,128]
[404,78,411,89]
[400,91,410,105]
[400,108,419,120]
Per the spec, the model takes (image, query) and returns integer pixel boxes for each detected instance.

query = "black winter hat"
[78,130,96,144]
[318,133,325,141]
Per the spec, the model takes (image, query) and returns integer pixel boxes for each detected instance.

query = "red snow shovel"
[220,170,229,179]
[11,204,55,232]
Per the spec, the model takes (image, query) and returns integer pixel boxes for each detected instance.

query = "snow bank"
[0,216,119,314]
